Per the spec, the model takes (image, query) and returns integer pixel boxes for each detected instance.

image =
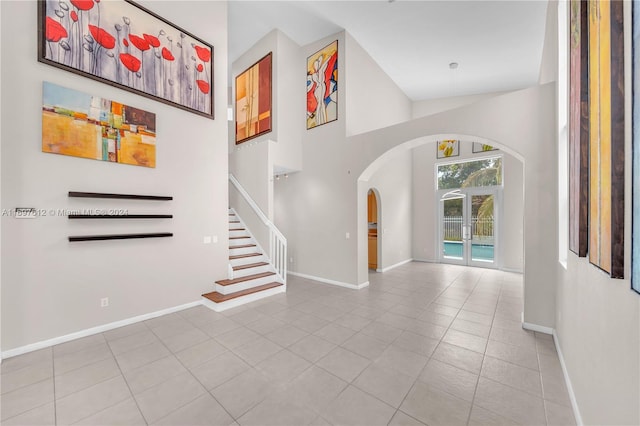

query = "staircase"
[201,209,285,311]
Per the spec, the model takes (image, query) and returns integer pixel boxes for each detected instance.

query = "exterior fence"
[443,216,494,241]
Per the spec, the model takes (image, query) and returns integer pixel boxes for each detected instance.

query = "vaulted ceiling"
[228,0,549,101]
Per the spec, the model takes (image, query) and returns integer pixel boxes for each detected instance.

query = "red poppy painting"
[38,0,214,119]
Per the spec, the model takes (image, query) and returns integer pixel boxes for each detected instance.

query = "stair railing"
[229,174,287,286]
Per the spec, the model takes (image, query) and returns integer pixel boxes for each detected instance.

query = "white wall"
[364,149,413,271]
[272,31,303,173]
[554,2,640,424]
[1,0,229,352]
[411,141,524,273]
[539,0,558,85]
[229,30,277,218]
[411,91,508,120]
[344,33,411,136]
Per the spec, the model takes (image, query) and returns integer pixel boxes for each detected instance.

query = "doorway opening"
[367,189,379,270]
[437,155,502,268]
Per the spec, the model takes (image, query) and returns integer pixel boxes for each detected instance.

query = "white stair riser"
[229,246,258,256]
[216,275,279,295]
[202,286,286,312]
[229,230,249,238]
[233,264,272,279]
[229,237,253,245]
[230,255,267,267]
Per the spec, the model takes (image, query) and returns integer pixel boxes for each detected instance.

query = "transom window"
[437,156,503,190]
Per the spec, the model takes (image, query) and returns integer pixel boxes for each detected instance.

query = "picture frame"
[307,40,338,130]
[42,81,156,168]
[437,140,459,159]
[38,0,214,119]
[633,0,639,292]
[235,52,272,144]
[587,0,625,278]
[568,0,589,258]
[472,142,498,153]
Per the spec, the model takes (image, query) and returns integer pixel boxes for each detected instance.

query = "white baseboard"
[1,301,202,360]
[411,258,436,263]
[553,330,583,426]
[288,271,369,290]
[522,321,554,335]
[375,258,413,273]
[501,267,524,274]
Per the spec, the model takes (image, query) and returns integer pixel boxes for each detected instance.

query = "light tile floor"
[1,263,576,425]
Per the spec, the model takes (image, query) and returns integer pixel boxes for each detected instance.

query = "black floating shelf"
[68,214,173,219]
[69,233,173,242]
[68,191,173,201]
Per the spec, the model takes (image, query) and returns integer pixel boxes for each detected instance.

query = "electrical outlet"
[100,297,109,308]
[345,232,350,239]
[213,236,218,243]
[290,257,294,263]
[203,236,212,244]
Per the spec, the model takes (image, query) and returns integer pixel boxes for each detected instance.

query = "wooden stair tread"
[229,228,245,231]
[229,236,251,240]
[229,244,256,249]
[216,271,276,285]
[203,282,283,303]
[229,253,261,260]
[233,262,270,271]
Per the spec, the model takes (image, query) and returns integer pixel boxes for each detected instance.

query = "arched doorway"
[367,189,381,270]
[357,135,524,283]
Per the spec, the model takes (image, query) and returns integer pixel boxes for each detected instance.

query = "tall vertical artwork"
[633,1,640,292]
[569,0,589,257]
[307,40,338,130]
[235,52,272,144]
[42,82,156,167]
[588,0,624,278]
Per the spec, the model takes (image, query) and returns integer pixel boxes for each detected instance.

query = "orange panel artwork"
[42,82,156,168]
[587,0,624,278]
[235,52,272,144]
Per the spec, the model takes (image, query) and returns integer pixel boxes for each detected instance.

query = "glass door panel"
[439,189,498,268]
[470,194,495,265]
[442,198,464,262]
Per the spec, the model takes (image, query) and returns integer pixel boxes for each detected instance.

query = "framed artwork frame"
[569,0,589,257]
[472,142,498,153]
[235,52,272,144]
[587,0,624,278]
[437,140,459,159]
[42,81,156,167]
[633,0,640,293]
[307,40,338,130]
[38,0,214,119]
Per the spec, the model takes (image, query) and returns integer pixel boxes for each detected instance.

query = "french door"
[439,187,499,268]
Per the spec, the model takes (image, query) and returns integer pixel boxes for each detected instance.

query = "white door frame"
[437,185,502,269]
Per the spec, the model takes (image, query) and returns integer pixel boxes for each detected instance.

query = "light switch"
[213,235,218,243]
[203,236,212,244]
[346,232,350,239]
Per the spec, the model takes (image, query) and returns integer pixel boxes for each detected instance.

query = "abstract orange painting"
[588,0,624,278]
[42,82,156,167]
[235,52,272,144]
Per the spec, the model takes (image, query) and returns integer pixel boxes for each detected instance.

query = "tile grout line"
[101,332,150,426]
[51,346,58,426]
[465,269,500,426]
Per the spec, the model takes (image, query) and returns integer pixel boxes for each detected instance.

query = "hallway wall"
[1,0,229,352]
[553,2,640,424]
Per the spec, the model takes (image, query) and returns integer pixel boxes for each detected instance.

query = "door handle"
[462,225,469,240]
